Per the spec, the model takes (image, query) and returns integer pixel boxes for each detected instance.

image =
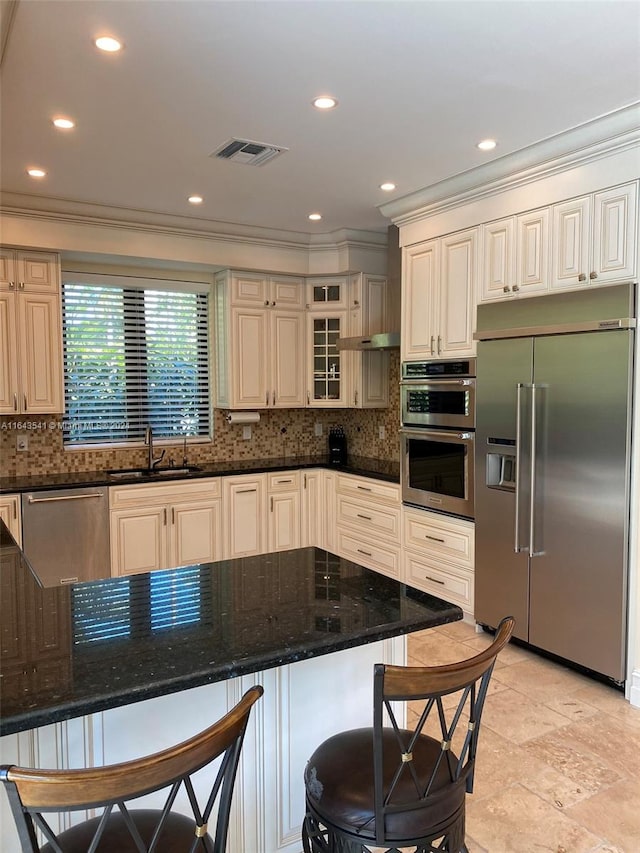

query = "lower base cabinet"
[402,506,475,615]
[109,480,222,576]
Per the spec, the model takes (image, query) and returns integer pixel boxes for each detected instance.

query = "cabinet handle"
[265,300,270,306]
[276,478,293,484]
[503,285,510,293]
[13,502,17,519]
[356,513,372,520]
[60,577,79,585]
[28,492,104,503]
[271,301,276,306]
[425,574,445,585]
[163,508,167,525]
[270,496,274,512]
[589,271,598,280]
[273,390,276,405]
[237,487,257,494]
[304,474,307,488]
[425,534,445,543]
[171,507,175,524]
[357,548,372,557]
[13,393,17,411]
[437,335,442,355]
[307,391,310,405]
[9,281,15,289]
[354,390,358,406]
[19,281,25,289]
[356,485,372,492]
[430,335,435,355]
[512,284,520,292]
[578,273,587,282]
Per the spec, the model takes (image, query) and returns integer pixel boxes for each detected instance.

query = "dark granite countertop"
[0,522,461,736]
[0,455,399,494]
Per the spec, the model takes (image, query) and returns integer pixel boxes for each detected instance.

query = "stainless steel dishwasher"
[21,487,110,586]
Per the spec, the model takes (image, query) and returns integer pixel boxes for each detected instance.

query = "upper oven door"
[401,378,476,429]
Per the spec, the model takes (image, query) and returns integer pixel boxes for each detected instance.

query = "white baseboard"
[629,668,640,709]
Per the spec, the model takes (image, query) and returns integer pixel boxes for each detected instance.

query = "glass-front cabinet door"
[307,311,349,407]
[305,276,348,310]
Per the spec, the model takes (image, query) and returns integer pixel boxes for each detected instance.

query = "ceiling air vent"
[211,138,288,167]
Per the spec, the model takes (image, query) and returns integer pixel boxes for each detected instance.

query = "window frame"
[61,270,213,450]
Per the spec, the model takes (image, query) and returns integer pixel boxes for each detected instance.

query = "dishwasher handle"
[27,492,105,504]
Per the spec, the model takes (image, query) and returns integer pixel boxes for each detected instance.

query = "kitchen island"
[0,522,461,853]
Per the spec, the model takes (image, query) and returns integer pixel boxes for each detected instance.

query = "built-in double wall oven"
[400,359,476,519]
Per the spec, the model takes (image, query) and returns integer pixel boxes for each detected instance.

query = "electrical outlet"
[378,425,386,440]
[314,422,323,437]
[16,434,28,452]
[242,425,252,440]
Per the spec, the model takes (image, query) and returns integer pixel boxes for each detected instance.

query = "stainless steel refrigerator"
[474,283,635,682]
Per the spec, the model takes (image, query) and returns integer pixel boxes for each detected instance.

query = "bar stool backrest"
[372,617,514,845]
[0,685,263,853]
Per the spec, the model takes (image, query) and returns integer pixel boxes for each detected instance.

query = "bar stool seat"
[302,617,515,853]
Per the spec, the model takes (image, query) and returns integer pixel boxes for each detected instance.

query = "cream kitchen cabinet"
[301,469,324,548]
[0,494,22,545]
[347,273,389,408]
[335,473,402,580]
[551,182,637,290]
[109,479,222,576]
[222,473,267,558]
[481,208,550,301]
[402,229,478,361]
[214,271,306,410]
[402,506,475,615]
[267,471,301,552]
[306,309,350,407]
[0,249,63,415]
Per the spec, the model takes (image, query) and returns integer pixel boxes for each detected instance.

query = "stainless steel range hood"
[336,331,400,351]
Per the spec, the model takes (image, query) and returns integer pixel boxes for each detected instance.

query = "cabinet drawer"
[267,471,301,492]
[403,508,474,569]
[109,478,221,509]
[336,494,400,543]
[404,552,474,612]
[336,474,401,505]
[337,529,400,579]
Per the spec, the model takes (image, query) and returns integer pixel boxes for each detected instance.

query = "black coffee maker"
[328,426,348,465]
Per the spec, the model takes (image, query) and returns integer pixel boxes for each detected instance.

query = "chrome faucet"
[145,425,165,470]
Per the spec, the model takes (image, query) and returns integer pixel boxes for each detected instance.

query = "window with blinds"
[62,278,211,444]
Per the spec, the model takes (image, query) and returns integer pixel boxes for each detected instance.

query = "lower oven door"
[401,428,475,519]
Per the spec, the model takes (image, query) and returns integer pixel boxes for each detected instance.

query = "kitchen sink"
[107,465,202,479]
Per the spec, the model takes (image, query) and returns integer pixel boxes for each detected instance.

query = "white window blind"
[62,276,210,444]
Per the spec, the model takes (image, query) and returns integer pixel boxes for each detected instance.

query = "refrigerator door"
[529,331,633,680]
[475,337,533,640]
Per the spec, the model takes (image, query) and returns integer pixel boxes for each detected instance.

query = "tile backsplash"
[0,355,400,477]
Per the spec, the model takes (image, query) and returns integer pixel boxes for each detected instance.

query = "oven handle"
[399,427,475,443]
[400,378,475,388]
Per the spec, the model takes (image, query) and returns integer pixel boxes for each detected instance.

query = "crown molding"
[379,103,640,227]
[0,192,387,255]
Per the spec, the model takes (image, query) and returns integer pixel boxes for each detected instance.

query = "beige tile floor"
[407,620,640,853]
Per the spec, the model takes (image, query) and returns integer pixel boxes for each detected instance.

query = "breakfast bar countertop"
[0,522,461,737]
[0,454,400,494]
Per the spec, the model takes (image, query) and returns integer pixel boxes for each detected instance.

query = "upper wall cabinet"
[214,270,306,409]
[481,208,549,301]
[348,273,389,408]
[402,229,478,361]
[551,182,637,290]
[0,249,64,415]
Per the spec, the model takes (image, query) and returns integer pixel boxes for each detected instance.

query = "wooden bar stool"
[1,685,263,852]
[302,617,515,853]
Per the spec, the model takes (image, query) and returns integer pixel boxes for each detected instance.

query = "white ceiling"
[1,0,639,238]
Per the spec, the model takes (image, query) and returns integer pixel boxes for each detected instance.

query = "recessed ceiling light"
[477,138,497,151]
[379,182,396,192]
[312,96,338,110]
[27,168,46,178]
[95,36,122,52]
[308,213,322,221]
[53,117,75,129]
[188,196,203,205]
